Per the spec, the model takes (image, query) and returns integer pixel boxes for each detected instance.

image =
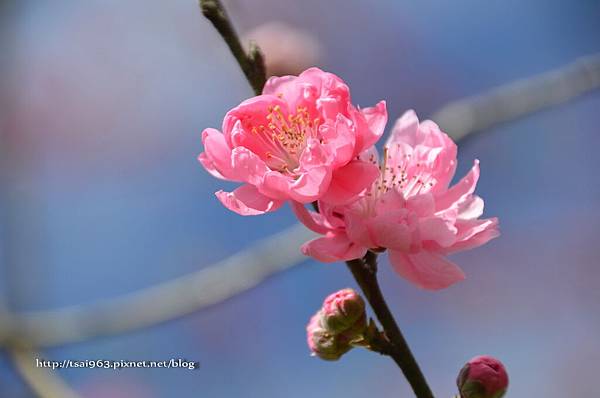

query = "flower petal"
[301,232,367,263]
[435,160,480,211]
[319,115,356,167]
[368,215,412,251]
[290,201,333,234]
[231,147,270,185]
[215,185,284,216]
[199,128,237,181]
[419,216,457,248]
[354,101,387,154]
[319,160,379,205]
[289,166,332,203]
[447,217,500,253]
[388,250,466,290]
[386,109,419,148]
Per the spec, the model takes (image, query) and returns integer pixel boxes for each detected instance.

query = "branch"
[9,344,81,398]
[0,224,316,347]
[200,0,266,94]
[347,254,434,398]
[432,54,600,141]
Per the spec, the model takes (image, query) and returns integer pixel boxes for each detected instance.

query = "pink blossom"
[242,22,320,77]
[294,110,499,290]
[199,68,386,215]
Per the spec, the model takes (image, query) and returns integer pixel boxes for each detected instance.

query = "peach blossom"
[199,68,386,215]
[295,110,499,290]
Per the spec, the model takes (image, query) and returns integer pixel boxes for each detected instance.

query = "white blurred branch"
[0,223,315,347]
[9,345,82,398]
[1,54,599,350]
[432,54,600,141]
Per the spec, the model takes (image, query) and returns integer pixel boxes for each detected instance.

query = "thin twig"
[432,54,600,141]
[8,344,82,398]
[347,255,434,398]
[0,224,316,347]
[200,0,266,94]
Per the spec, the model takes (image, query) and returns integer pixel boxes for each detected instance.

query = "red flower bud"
[457,355,508,398]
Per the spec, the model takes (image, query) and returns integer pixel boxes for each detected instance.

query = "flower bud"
[457,356,508,398]
[320,288,366,334]
[306,312,351,361]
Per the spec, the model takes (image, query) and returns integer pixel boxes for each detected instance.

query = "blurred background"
[1,0,599,396]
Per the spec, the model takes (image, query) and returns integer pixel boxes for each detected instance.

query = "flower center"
[251,105,320,173]
[362,145,437,214]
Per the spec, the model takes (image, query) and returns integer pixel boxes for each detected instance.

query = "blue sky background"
[1,0,599,396]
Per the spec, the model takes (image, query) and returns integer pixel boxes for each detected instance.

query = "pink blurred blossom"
[243,22,320,77]
[199,68,386,215]
[295,110,499,290]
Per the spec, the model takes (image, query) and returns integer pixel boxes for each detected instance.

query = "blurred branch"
[432,54,600,141]
[8,344,82,398]
[0,224,315,347]
[199,0,266,94]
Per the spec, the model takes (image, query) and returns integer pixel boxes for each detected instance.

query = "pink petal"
[199,128,237,181]
[301,232,367,263]
[319,115,356,167]
[320,160,379,205]
[386,109,420,148]
[448,218,500,253]
[299,138,330,168]
[261,171,293,200]
[374,189,406,214]
[290,201,333,234]
[231,147,270,185]
[406,193,435,217]
[419,216,457,248]
[345,211,377,249]
[435,160,480,211]
[354,101,387,154]
[456,195,484,220]
[388,250,466,290]
[350,101,387,156]
[215,185,284,216]
[289,166,332,203]
[198,152,226,180]
[224,95,287,148]
[368,215,412,251]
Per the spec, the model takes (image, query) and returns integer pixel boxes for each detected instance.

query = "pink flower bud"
[306,312,351,361]
[457,356,508,398]
[320,288,366,334]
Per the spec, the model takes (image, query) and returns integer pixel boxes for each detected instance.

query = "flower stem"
[346,254,434,398]
[199,0,266,95]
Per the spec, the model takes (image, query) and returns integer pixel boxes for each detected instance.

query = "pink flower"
[199,67,386,215]
[294,110,499,290]
[457,355,508,398]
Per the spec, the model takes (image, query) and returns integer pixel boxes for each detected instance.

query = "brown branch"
[347,255,434,398]
[199,0,266,94]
